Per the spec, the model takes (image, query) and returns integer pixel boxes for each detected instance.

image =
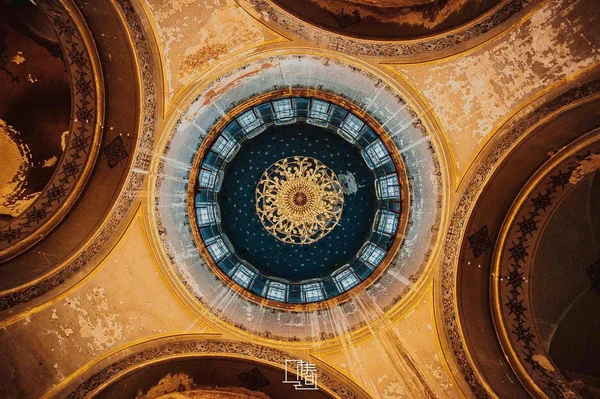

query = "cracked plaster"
[395,0,600,172]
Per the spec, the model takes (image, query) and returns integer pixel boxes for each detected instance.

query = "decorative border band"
[0,0,103,260]
[441,80,600,397]
[65,338,363,399]
[240,0,535,58]
[493,139,600,398]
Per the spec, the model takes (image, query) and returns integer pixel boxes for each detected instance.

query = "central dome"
[154,56,442,338]
[217,120,378,284]
[255,156,344,245]
[190,94,408,305]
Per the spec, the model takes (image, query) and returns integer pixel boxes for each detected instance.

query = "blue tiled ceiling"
[219,123,377,281]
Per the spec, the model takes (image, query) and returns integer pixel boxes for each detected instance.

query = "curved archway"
[440,78,600,397]
[51,335,369,399]
[0,0,157,315]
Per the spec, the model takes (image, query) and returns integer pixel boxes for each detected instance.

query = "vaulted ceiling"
[0,0,599,398]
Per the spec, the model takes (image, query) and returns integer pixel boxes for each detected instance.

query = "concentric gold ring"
[255,156,344,245]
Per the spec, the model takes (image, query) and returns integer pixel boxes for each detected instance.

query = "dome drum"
[153,54,443,340]
[188,92,409,308]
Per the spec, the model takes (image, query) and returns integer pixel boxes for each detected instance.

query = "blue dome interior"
[219,122,377,281]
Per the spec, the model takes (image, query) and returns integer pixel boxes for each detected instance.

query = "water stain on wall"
[271,0,501,39]
[0,2,71,226]
[145,0,274,99]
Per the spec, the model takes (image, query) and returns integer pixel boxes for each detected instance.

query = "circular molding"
[151,51,445,342]
[186,90,410,310]
[491,134,600,398]
[60,336,368,399]
[440,80,600,397]
[0,0,157,311]
[0,0,104,261]
[237,0,536,59]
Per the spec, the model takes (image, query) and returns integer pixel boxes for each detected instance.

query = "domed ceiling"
[0,0,154,308]
[0,0,103,261]
[190,95,408,306]
[152,53,443,340]
[1,0,599,398]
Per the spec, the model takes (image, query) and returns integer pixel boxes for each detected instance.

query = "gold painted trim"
[124,0,166,119]
[381,0,544,65]
[382,64,459,189]
[41,332,223,399]
[186,88,411,311]
[236,0,531,51]
[430,280,470,399]
[0,205,144,329]
[0,0,105,261]
[146,47,451,350]
[387,62,600,193]
[140,203,221,332]
[0,0,145,302]
[45,333,364,399]
[455,62,600,192]
[446,95,600,399]
[135,0,288,118]
[89,354,341,399]
[490,130,600,398]
[442,95,600,398]
[384,0,600,192]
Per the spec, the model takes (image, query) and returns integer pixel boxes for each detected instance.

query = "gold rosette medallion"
[255,156,344,244]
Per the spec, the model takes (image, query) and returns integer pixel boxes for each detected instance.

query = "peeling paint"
[62,290,124,351]
[396,0,600,171]
[11,51,25,65]
[136,372,195,399]
[42,156,58,168]
[145,0,272,98]
[0,118,37,218]
[569,153,600,184]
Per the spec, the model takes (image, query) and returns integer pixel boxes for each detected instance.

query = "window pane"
[378,175,399,199]
[377,211,398,235]
[366,140,389,167]
[207,237,229,262]
[196,203,217,226]
[360,243,385,268]
[341,113,364,139]
[237,110,261,132]
[334,269,359,291]
[267,282,287,301]
[232,264,255,288]
[302,282,324,302]
[199,168,216,189]
[212,136,236,157]
[309,99,330,120]
[272,99,294,120]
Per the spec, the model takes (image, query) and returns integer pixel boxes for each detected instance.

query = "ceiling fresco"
[269,0,503,39]
[0,0,599,398]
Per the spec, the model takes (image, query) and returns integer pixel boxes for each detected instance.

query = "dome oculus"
[255,156,344,245]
